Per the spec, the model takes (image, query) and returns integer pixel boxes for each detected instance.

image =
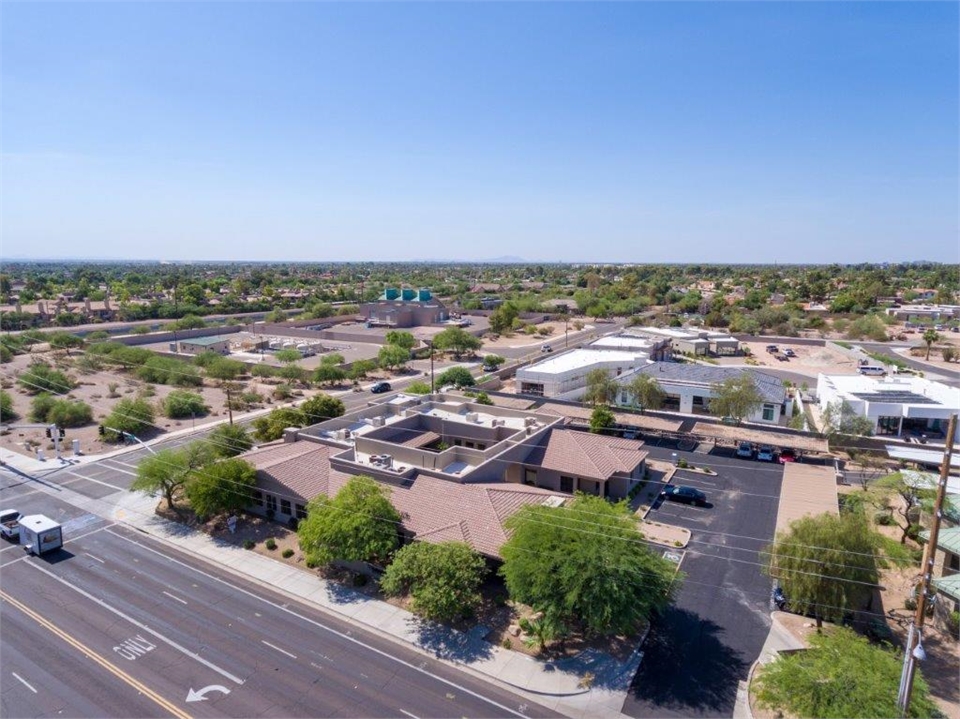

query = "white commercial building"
[816,374,960,441]
[616,363,789,424]
[516,349,650,400]
[627,327,741,356]
[589,334,672,360]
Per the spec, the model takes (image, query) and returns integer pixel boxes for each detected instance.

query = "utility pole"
[224,384,234,426]
[897,412,957,717]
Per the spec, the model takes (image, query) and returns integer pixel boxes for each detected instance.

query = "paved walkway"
[1,445,642,719]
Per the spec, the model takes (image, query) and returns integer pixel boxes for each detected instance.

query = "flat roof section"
[776,464,838,535]
[691,422,829,453]
[520,349,648,375]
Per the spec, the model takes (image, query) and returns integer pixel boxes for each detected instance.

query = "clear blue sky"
[2,2,957,264]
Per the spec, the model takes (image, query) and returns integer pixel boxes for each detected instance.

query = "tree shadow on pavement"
[411,617,494,663]
[626,607,746,716]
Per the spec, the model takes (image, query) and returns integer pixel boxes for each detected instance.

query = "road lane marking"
[22,560,244,685]
[11,672,37,693]
[400,710,420,719]
[0,590,192,719]
[60,469,127,491]
[162,591,188,605]
[109,529,527,718]
[85,553,105,563]
[261,640,297,659]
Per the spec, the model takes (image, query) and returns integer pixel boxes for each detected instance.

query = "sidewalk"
[2,449,643,719]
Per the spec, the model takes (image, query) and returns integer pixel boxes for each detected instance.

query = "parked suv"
[0,509,22,539]
[736,442,755,459]
[370,381,392,394]
[757,445,776,462]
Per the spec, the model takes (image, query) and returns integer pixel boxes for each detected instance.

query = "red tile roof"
[523,428,647,480]
[244,441,561,557]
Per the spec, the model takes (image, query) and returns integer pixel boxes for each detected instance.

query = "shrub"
[163,390,208,419]
[282,548,294,558]
[137,356,203,386]
[265,538,277,550]
[30,393,58,423]
[103,397,156,438]
[501,637,512,650]
[0,389,16,421]
[46,399,94,428]
[904,597,917,611]
[404,381,432,395]
[875,512,894,526]
[18,363,74,395]
[251,364,277,378]
[677,458,689,469]
[243,539,255,550]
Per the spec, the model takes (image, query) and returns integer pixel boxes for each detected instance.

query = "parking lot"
[623,444,784,718]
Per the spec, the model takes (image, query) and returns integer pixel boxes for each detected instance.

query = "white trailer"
[19,514,63,555]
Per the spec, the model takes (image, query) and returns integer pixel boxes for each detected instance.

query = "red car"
[778,448,798,464]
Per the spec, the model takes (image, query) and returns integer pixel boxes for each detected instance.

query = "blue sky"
[2,2,957,264]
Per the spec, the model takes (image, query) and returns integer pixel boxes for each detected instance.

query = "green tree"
[625,374,665,413]
[765,512,882,629]
[709,374,763,424]
[313,363,347,386]
[435,366,475,389]
[275,348,302,364]
[942,345,957,363]
[589,404,616,433]
[500,495,677,639]
[137,356,203,386]
[404,381,432,395]
[871,471,954,545]
[320,352,346,366]
[129,444,211,513]
[185,458,257,520]
[921,329,940,361]
[298,475,401,567]
[756,626,937,719]
[348,358,377,381]
[582,368,618,406]
[208,423,253,458]
[30,394,58,423]
[432,326,482,359]
[378,344,410,371]
[0,389,16,422]
[104,397,156,438]
[489,303,519,335]
[380,541,487,622]
[172,314,206,330]
[162,390,208,419]
[300,394,346,424]
[472,391,493,405]
[18,362,74,395]
[251,407,308,442]
[202,356,246,381]
[385,330,417,349]
[482,354,506,370]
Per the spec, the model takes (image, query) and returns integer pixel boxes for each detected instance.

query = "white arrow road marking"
[12,672,37,693]
[186,685,231,702]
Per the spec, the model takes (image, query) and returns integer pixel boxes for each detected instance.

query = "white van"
[858,366,886,376]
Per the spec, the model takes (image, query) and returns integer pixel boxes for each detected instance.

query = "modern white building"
[626,327,741,356]
[516,349,650,400]
[884,304,960,321]
[589,334,672,360]
[616,363,789,424]
[816,374,960,441]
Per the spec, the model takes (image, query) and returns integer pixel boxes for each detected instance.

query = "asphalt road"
[0,518,558,719]
[622,445,783,718]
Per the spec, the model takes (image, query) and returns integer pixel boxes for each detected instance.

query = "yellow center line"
[0,589,192,719]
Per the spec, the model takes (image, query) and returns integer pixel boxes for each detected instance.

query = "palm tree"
[922,329,940,361]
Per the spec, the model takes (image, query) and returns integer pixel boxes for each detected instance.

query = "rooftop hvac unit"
[380,455,393,468]
[372,416,386,427]
[491,419,504,427]
[465,412,479,423]
[524,417,538,428]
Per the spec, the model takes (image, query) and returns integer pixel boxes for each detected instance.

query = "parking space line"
[59,470,126,492]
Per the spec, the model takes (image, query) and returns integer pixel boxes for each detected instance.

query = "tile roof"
[523,428,647,481]
[245,441,561,557]
[633,363,786,404]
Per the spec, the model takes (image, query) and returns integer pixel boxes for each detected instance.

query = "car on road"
[370,381,392,394]
[541,344,553,353]
[0,509,22,539]
[660,485,708,506]
[756,445,776,462]
[736,441,755,459]
[778,448,798,464]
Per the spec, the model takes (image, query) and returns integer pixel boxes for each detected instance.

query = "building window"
[521,383,544,397]
[762,404,775,421]
[560,476,574,493]
[296,504,307,519]
[524,468,537,486]
[251,490,264,507]
[476,443,486,451]
[266,495,277,513]
[280,499,291,516]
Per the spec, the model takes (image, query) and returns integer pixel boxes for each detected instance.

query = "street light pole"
[429,341,435,394]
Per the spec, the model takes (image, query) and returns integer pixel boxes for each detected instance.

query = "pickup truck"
[0,509,22,539]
